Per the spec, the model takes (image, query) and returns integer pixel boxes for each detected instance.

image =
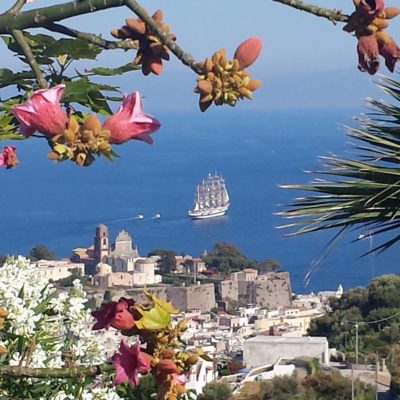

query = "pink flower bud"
[234,37,262,69]
[0,146,18,169]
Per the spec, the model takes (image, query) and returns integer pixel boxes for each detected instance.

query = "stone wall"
[219,280,239,302]
[219,271,292,308]
[167,284,216,313]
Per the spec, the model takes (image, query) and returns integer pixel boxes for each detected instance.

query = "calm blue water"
[1,108,398,292]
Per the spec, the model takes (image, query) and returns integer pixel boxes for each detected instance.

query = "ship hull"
[188,205,229,219]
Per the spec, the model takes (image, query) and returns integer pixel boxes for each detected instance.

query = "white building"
[32,259,84,282]
[244,336,330,369]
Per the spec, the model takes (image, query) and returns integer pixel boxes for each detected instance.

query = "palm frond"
[279,76,400,253]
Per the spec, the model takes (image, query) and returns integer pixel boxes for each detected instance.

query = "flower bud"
[234,37,262,69]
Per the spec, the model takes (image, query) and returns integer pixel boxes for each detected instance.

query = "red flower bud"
[234,37,262,69]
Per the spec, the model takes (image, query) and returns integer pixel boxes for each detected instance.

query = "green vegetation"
[309,274,400,396]
[148,248,177,274]
[199,381,233,400]
[309,275,400,358]
[235,371,374,400]
[116,375,158,399]
[203,242,281,275]
[28,244,56,261]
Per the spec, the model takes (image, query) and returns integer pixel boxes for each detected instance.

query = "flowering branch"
[43,22,139,50]
[0,363,114,378]
[123,0,202,74]
[272,0,349,23]
[10,29,47,88]
[0,0,125,34]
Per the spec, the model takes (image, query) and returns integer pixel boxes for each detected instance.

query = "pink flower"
[103,92,160,145]
[92,297,135,331]
[379,37,400,72]
[112,340,148,385]
[0,146,18,169]
[10,84,68,138]
[357,35,380,74]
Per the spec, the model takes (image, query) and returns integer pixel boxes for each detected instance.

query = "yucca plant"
[278,76,400,255]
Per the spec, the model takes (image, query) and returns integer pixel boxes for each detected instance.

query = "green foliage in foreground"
[279,77,400,254]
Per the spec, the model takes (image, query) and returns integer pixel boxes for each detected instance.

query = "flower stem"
[0,363,115,378]
[272,0,349,23]
[43,22,138,50]
[123,0,203,74]
[10,29,47,89]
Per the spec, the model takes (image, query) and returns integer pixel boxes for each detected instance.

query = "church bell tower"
[94,224,109,266]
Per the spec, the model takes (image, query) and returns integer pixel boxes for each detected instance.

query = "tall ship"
[188,173,230,219]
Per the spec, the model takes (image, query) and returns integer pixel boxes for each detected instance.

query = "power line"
[344,309,400,325]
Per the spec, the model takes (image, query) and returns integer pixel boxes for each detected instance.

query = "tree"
[28,244,56,261]
[199,381,233,400]
[257,259,281,273]
[203,242,255,273]
[148,248,177,274]
[0,255,8,266]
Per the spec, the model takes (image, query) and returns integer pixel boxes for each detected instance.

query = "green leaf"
[135,304,171,331]
[0,68,35,89]
[43,38,102,60]
[63,79,120,114]
[86,63,140,76]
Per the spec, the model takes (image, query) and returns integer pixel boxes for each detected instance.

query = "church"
[71,224,162,287]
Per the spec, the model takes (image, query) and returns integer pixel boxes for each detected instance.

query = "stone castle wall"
[167,284,216,313]
[219,271,292,308]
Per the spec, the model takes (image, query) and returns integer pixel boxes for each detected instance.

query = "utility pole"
[351,365,355,400]
[375,351,379,400]
[355,323,359,368]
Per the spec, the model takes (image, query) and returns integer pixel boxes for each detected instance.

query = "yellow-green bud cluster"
[195,49,261,112]
[48,115,114,167]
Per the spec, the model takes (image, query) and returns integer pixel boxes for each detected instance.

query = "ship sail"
[188,173,230,219]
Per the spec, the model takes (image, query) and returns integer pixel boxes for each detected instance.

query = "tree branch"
[0,363,114,378]
[272,0,349,23]
[123,0,202,74]
[10,29,47,89]
[43,22,138,50]
[6,0,27,15]
[0,0,125,34]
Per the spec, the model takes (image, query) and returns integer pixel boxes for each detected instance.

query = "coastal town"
[25,224,393,398]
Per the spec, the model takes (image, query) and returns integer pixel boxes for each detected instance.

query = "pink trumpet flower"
[112,340,148,386]
[103,92,160,144]
[357,35,380,74]
[0,146,18,169]
[10,84,68,138]
[92,297,135,331]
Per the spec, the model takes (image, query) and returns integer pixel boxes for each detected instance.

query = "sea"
[1,108,398,293]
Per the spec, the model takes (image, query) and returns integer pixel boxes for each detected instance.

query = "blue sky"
[1,0,400,112]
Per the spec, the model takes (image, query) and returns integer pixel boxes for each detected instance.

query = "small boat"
[188,173,230,219]
[154,213,161,219]
[136,214,144,219]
